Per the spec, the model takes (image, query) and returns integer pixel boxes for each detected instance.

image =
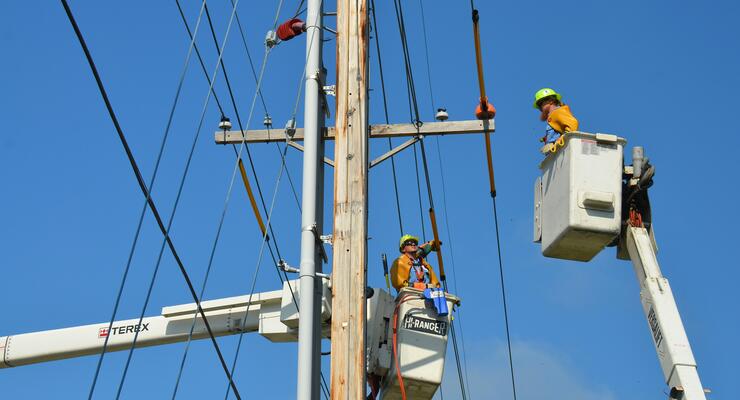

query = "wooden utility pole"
[213,2,494,397]
[330,0,369,398]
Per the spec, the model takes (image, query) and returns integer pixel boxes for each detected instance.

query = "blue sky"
[1,0,738,399]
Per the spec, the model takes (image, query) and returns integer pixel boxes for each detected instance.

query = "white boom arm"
[626,226,706,399]
[1,279,332,369]
[2,280,458,400]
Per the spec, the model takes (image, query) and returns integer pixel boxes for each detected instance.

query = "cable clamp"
[322,85,336,97]
[320,234,333,244]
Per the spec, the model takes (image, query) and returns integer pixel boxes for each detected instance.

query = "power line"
[412,143,427,239]
[369,0,404,236]
[391,0,470,397]
[178,1,330,398]
[166,2,299,397]
[84,1,207,398]
[112,0,249,396]
[229,0,302,212]
[416,0,473,394]
[464,1,518,398]
[491,197,518,400]
[203,1,299,216]
[58,1,242,398]
[172,0,295,282]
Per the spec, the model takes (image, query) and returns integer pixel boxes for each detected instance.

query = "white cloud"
[436,340,616,400]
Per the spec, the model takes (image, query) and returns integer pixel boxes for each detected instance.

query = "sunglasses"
[403,241,418,247]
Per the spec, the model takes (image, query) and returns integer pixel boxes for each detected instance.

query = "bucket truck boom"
[534,132,708,399]
[1,277,459,400]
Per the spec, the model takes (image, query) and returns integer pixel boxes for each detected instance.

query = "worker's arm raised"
[417,240,441,258]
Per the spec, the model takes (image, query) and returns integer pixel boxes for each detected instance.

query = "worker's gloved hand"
[540,142,555,154]
[417,241,442,256]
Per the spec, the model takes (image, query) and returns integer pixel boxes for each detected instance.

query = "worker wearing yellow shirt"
[534,88,579,153]
[390,234,441,293]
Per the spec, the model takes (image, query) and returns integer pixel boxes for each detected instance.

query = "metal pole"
[297,0,324,398]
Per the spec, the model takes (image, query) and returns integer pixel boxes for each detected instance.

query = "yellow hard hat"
[533,88,562,109]
[399,234,419,252]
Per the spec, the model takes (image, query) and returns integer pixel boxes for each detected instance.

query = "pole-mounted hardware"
[310,224,329,263]
[279,260,331,280]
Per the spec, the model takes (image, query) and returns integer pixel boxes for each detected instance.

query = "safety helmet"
[533,88,562,109]
[399,234,420,252]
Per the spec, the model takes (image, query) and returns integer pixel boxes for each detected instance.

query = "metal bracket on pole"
[319,234,333,245]
[279,260,331,280]
[310,224,329,263]
[322,85,336,97]
[369,136,418,168]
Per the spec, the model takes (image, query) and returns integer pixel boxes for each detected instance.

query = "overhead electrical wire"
[185,0,298,301]
[110,1,249,398]
[169,1,330,398]
[166,1,297,398]
[204,2,301,215]
[85,1,207,398]
[390,0,470,398]
[391,0,427,240]
[172,0,293,291]
[416,0,473,395]
[369,0,404,236]
[466,1,518,399]
[229,0,302,212]
[215,1,332,398]
[58,1,242,398]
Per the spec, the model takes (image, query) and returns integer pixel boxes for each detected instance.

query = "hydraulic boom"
[625,226,706,399]
[534,134,708,399]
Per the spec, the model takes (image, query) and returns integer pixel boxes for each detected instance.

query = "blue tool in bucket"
[423,287,448,316]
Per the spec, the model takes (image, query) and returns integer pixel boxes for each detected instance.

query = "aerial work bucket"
[534,131,626,261]
[381,288,459,400]
[365,287,460,399]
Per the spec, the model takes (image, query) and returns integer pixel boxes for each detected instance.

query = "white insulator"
[435,108,449,121]
[285,118,296,137]
[264,114,273,127]
[219,116,232,131]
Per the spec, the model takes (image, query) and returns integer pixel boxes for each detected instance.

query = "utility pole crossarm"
[214,119,494,144]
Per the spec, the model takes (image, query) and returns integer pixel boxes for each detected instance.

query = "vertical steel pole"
[297,0,325,398]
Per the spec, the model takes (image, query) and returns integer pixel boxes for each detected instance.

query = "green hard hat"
[533,88,562,109]
[399,234,419,252]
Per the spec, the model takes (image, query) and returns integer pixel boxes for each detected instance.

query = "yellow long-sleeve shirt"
[390,254,440,292]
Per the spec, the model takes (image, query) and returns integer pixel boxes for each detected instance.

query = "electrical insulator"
[285,118,296,137]
[435,108,449,121]
[219,116,232,131]
[264,114,273,127]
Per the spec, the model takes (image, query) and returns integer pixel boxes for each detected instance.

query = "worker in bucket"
[534,88,579,153]
[390,234,441,293]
